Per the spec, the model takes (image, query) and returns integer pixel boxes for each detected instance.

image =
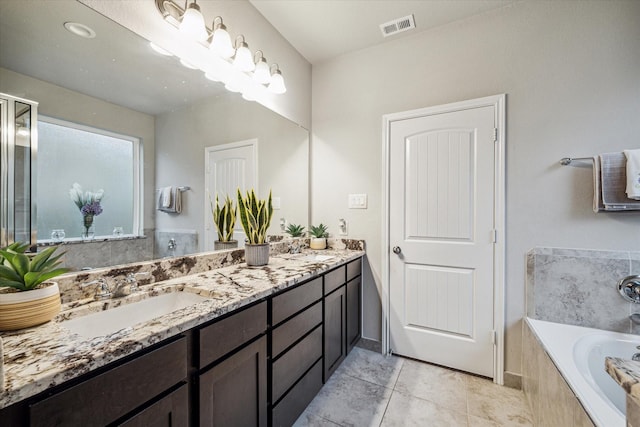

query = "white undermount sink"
[61,292,208,339]
[299,254,335,262]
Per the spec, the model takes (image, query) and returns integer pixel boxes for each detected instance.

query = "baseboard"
[503,371,522,390]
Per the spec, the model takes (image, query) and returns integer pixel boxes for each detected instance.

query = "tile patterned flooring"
[294,347,533,427]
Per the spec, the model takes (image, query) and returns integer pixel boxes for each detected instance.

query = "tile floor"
[294,347,533,427]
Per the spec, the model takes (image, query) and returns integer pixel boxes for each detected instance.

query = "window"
[36,117,142,241]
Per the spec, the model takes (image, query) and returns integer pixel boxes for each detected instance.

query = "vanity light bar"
[154,0,286,96]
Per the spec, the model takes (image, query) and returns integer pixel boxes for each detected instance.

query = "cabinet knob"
[392,246,402,254]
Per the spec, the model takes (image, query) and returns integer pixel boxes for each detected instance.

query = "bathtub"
[527,318,640,427]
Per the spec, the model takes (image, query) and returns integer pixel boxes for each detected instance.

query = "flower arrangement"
[69,183,104,238]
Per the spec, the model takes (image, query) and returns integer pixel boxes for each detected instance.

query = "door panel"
[389,105,495,377]
[205,140,256,250]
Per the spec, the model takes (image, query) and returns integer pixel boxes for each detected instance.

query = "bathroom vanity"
[0,245,363,426]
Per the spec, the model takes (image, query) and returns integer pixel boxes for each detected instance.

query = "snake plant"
[0,242,69,291]
[211,194,237,242]
[237,189,273,245]
[285,223,306,238]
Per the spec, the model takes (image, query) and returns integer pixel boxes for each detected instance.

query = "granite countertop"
[606,357,640,402]
[0,247,364,409]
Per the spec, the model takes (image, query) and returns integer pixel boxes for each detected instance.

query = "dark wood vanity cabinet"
[0,256,363,427]
[29,335,189,427]
[197,301,267,427]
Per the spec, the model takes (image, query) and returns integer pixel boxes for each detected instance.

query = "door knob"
[392,246,402,254]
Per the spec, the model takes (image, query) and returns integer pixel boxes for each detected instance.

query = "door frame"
[381,94,506,384]
[204,139,258,250]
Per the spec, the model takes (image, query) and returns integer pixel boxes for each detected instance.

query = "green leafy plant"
[0,242,69,291]
[237,189,273,244]
[211,194,237,242]
[309,223,329,238]
[285,223,305,238]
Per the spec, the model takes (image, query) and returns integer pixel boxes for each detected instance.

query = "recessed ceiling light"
[64,22,96,39]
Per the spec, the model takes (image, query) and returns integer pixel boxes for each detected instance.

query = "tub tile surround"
[0,239,364,410]
[606,357,640,425]
[522,321,595,427]
[526,247,640,332]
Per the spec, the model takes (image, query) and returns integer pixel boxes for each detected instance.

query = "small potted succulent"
[0,242,69,330]
[211,194,238,251]
[285,223,305,238]
[309,223,329,250]
[237,189,273,266]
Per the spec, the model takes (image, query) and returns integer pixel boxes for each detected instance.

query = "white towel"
[624,149,640,200]
[160,186,172,208]
[599,152,640,211]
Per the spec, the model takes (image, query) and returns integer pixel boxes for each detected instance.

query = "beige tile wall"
[523,322,595,427]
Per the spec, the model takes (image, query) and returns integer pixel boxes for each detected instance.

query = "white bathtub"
[527,318,640,427]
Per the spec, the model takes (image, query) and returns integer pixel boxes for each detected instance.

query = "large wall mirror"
[0,0,309,270]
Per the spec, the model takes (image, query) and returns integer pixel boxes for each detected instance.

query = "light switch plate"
[348,193,367,209]
[272,197,281,210]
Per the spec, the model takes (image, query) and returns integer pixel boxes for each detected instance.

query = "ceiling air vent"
[379,14,415,38]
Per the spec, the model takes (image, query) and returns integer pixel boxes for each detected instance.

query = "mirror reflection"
[0,1,309,270]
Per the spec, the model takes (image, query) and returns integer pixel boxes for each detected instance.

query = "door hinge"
[491,229,497,243]
[491,330,496,345]
[493,128,498,142]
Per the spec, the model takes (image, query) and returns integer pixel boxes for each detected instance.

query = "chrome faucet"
[168,238,177,250]
[112,272,150,298]
[81,278,112,300]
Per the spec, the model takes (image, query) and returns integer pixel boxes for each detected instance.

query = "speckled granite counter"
[606,357,640,400]
[0,243,364,409]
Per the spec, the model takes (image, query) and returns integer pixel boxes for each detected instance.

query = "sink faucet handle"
[81,278,112,300]
[124,272,150,292]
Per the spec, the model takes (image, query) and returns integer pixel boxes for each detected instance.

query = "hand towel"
[599,152,640,211]
[624,149,640,200]
[160,186,172,208]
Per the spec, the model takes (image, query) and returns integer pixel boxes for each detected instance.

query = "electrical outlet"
[272,197,281,210]
[338,218,348,236]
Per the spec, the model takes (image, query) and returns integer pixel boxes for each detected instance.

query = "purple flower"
[81,201,103,216]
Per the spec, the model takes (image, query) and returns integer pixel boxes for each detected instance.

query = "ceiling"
[249,0,514,64]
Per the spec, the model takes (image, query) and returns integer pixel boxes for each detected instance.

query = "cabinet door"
[346,276,361,354]
[199,336,267,427]
[118,384,189,427]
[323,286,346,382]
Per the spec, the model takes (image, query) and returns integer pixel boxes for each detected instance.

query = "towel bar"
[560,157,593,166]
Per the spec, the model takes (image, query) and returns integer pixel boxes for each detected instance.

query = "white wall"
[311,1,640,376]
[0,67,156,231]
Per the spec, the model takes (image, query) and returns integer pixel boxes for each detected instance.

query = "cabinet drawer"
[30,337,187,427]
[272,301,322,357]
[272,277,322,326]
[119,384,188,427]
[347,258,362,282]
[272,359,323,427]
[272,326,322,402]
[199,301,267,369]
[324,266,346,295]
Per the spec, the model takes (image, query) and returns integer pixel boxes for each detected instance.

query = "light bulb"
[253,58,271,85]
[179,2,208,42]
[268,69,286,94]
[210,26,234,59]
[233,42,255,72]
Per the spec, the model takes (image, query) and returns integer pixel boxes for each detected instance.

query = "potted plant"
[211,194,238,251]
[0,242,69,330]
[237,189,273,266]
[309,223,329,250]
[285,223,305,238]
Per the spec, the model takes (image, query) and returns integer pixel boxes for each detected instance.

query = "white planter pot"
[0,282,61,331]
[245,243,270,266]
[309,238,327,250]
[214,240,238,251]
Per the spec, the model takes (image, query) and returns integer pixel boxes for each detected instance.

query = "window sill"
[37,235,147,247]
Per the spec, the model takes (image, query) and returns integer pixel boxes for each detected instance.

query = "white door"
[388,104,497,377]
[205,139,257,250]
